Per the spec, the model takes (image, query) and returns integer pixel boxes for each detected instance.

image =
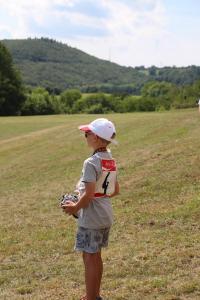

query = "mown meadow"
[0,110,200,300]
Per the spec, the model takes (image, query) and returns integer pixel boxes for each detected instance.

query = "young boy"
[62,118,119,300]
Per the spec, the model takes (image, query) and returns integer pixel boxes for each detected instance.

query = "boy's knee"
[83,252,99,263]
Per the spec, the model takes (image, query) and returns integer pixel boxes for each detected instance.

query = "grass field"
[0,110,200,300]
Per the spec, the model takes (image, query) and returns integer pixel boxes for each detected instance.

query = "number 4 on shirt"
[95,159,117,196]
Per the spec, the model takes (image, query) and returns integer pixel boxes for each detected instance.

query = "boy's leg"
[96,251,103,298]
[83,251,103,300]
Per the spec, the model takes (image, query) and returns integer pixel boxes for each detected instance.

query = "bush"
[72,93,112,113]
[60,89,81,108]
[86,103,104,114]
[21,87,55,115]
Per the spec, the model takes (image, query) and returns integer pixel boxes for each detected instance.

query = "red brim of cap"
[78,125,91,131]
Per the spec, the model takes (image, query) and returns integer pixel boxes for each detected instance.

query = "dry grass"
[0,110,200,299]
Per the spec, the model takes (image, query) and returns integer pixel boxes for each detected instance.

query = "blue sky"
[0,0,199,67]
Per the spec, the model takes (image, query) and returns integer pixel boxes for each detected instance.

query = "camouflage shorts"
[75,226,110,253]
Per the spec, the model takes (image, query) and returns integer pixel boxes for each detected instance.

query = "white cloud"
[0,0,167,36]
[63,0,169,66]
[0,0,76,33]
[101,0,167,37]
[0,0,199,66]
[0,0,107,38]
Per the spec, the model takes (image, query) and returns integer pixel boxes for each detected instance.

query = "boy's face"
[85,131,98,148]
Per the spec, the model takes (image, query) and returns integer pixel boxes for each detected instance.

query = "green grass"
[0,110,200,300]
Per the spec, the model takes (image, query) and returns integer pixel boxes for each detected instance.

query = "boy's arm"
[63,182,95,215]
[76,182,95,209]
[109,181,120,198]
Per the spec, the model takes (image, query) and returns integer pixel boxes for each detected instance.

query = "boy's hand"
[61,182,95,216]
[62,201,78,215]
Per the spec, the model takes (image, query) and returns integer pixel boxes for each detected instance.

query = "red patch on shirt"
[101,159,116,171]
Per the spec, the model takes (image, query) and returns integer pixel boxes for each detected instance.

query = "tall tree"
[0,42,25,115]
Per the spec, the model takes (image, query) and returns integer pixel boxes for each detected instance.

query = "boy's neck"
[92,146,107,155]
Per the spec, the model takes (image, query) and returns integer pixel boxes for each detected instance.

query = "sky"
[0,0,200,68]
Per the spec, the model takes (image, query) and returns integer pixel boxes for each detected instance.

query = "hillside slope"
[2,38,200,93]
[0,110,200,299]
[2,38,147,91]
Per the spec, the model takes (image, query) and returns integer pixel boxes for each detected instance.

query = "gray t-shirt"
[76,151,116,229]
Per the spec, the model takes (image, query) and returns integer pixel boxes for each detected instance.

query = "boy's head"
[79,118,117,148]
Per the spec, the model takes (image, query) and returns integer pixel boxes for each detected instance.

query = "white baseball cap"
[79,118,117,144]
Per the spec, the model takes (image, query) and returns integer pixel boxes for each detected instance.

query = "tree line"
[0,41,200,116]
[19,80,199,115]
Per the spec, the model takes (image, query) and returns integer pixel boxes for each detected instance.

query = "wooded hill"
[2,38,200,93]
